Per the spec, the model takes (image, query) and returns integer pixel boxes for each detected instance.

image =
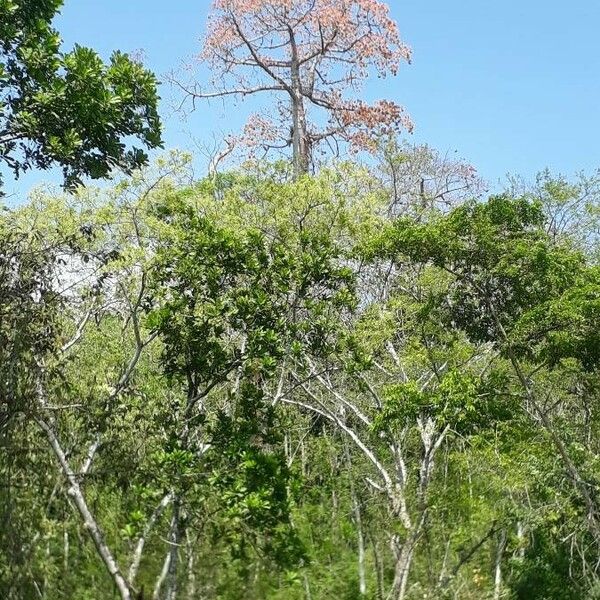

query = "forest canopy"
[1,2,599,600]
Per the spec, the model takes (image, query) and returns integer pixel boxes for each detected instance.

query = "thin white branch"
[35,416,132,600]
[80,439,100,477]
[129,493,173,584]
[61,307,94,354]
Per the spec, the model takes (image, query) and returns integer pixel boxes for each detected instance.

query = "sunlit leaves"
[0,0,162,191]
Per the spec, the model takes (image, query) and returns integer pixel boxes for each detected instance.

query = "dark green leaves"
[514,266,600,370]
[373,370,516,434]
[0,0,162,191]
[147,194,354,389]
[377,196,587,346]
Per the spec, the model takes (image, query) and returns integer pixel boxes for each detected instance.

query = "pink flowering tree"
[182,0,413,176]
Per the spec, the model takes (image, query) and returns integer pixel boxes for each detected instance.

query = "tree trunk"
[493,530,507,600]
[153,549,171,600]
[345,441,367,596]
[389,537,415,600]
[352,488,367,596]
[516,522,525,560]
[301,572,312,600]
[164,501,181,600]
[371,534,385,600]
[153,506,182,600]
[291,96,309,177]
[63,530,69,575]
[288,27,309,177]
[129,493,173,585]
[36,417,132,600]
[185,531,196,600]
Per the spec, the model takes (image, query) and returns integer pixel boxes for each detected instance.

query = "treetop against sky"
[4,0,600,196]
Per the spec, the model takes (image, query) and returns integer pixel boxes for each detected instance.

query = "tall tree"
[3,157,600,599]
[0,0,162,191]
[0,209,64,598]
[181,0,411,176]
[379,196,600,546]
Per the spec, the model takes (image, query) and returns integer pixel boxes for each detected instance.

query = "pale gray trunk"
[36,417,132,600]
[288,27,309,177]
[185,531,196,600]
[153,548,171,600]
[352,489,367,596]
[153,506,181,600]
[129,492,173,585]
[345,441,367,596]
[388,537,415,600]
[437,539,451,586]
[371,536,385,600]
[63,530,69,574]
[493,530,507,600]
[291,94,309,176]
[517,522,525,560]
[303,572,313,600]
[164,501,181,600]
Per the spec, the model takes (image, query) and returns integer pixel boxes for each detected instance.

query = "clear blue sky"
[6,0,600,198]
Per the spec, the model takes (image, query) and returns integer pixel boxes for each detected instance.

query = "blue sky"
[5,0,600,198]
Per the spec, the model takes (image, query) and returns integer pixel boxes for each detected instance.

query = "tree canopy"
[0,0,162,191]
[179,0,411,175]
[1,2,599,600]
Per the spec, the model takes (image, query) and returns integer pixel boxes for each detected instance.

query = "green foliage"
[0,0,162,190]
[507,530,586,600]
[376,196,583,343]
[0,209,65,597]
[374,370,516,434]
[142,181,357,576]
[1,158,599,600]
[207,384,306,569]
[514,266,600,370]
[146,190,354,388]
